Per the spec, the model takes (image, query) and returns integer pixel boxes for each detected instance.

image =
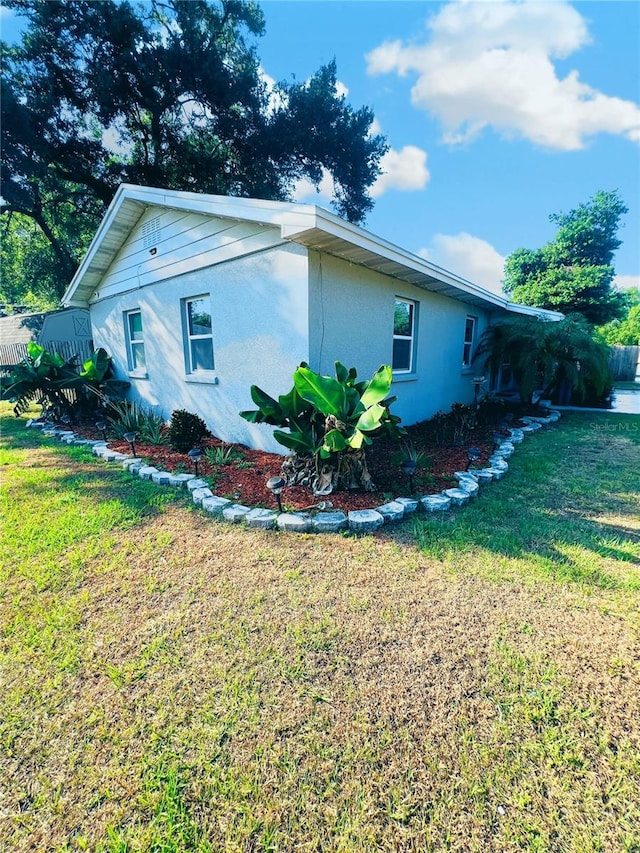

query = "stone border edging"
[26,411,561,534]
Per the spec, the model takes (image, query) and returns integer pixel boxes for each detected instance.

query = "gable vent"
[142,216,162,250]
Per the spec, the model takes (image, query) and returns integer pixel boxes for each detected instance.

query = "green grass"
[1,405,639,852]
[411,411,640,590]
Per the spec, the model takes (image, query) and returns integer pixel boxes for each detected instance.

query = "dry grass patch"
[1,410,639,852]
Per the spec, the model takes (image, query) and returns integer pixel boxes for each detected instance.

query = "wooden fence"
[609,346,640,382]
[0,339,94,368]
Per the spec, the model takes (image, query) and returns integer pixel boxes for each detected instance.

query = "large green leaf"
[80,348,110,382]
[273,429,316,455]
[346,429,365,450]
[334,361,349,383]
[26,342,44,362]
[354,403,386,432]
[360,365,392,408]
[293,367,347,417]
[249,384,283,421]
[278,387,309,420]
[239,409,262,423]
[344,385,365,418]
[322,428,348,454]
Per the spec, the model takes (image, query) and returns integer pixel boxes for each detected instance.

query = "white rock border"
[26,411,561,534]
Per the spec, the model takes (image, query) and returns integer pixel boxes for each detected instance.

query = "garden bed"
[73,420,499,513]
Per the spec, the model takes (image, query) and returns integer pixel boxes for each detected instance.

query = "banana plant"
[1,342,84,417]
[292,362,401,455]
[240,362,403,494]
[1,343,126,419]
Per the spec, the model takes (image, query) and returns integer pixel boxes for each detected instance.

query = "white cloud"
[371,145,430,197]
[368,117,383,136]
[419,233,506,294]
[614,275,640,291]
[292,168,335,204]
[292,144,429,203]
[259,66,288,114]
[366,0,640,150]
[335,80,349,99]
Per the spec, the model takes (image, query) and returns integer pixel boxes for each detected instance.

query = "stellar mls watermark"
[590,421,638,433]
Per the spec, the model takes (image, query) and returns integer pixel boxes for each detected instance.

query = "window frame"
[392,297,417,374]
[462,315,478,370]
[124,308,146,375]
[183,294,215,375]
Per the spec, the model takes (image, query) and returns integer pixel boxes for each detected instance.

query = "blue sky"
[2,0,638,296]
[257,0,640,295]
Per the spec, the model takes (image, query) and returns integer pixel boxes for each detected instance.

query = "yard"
[1,405,639,852]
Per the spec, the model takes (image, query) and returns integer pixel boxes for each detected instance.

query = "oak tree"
[1,0,387,301]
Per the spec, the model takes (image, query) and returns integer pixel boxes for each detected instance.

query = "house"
[62,184,561,453]
[0,307,92,366]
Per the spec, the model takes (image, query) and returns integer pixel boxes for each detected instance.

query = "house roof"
[0,312,45,345]
[62,184,563,320]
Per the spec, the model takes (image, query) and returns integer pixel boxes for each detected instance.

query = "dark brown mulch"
[68,420,505,514]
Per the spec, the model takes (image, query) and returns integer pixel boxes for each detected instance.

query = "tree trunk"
[280,448,376,496]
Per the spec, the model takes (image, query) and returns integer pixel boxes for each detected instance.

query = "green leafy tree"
[503,191,629,325]
[0,203,99,310]
[599,302,640,346]
[1,0,387,302]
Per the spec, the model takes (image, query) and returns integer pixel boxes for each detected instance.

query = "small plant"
[139,412,168,445]
[106,400,167,444]
[168,409,210,453]
[400,442,428,467]
[204,444,244,466]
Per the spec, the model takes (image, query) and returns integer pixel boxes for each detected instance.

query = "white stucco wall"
[90,243,309,453]
[308,252,490,426]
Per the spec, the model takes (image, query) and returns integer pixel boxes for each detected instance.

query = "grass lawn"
[1,405,639,852]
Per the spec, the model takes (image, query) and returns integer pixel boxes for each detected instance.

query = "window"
[392,298,415,372]
[462,315,477,368]
[125,309,145,372]
[184,296,215,373]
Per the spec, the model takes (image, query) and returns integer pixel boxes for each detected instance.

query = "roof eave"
[282,209,561,318]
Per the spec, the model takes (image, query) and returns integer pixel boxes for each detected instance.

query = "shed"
[0,307,92,366]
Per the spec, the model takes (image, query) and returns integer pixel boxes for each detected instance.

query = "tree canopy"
[503,190,629,325]
[1,0,387,304]
[598,288,640,345]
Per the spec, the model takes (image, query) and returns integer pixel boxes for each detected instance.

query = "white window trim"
[392,297,416,374]
[124,309,147,377]
[462,315,478,370]
[183,295,215,375]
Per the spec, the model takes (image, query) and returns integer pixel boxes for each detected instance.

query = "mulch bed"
[68,420,505,514]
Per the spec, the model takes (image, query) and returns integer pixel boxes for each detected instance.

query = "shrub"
[477,314,612,406]
[168,409,210,452]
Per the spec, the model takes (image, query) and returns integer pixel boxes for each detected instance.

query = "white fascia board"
[505,302,564,321]
[114,184,316,227]
[284,208,566,321]
[61,185,142,306]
